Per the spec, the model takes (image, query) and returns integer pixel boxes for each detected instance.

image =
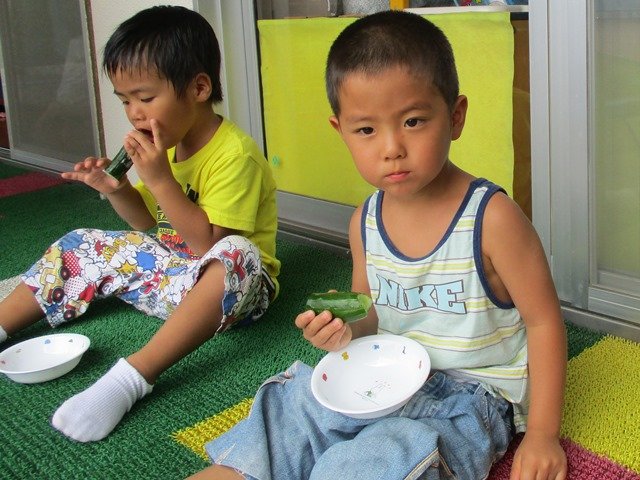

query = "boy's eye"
[141,97,155,103]
[357,127,374,135]
[405,118,423,128]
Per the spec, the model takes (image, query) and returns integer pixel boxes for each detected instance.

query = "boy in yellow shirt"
[0,6,279,442]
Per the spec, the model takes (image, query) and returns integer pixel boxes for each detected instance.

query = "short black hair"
[103,6,222,103]
[326,10,459,116]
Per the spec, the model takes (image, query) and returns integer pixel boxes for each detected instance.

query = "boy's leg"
[205,361,374,480]
[186,465,243,480]
[0,282,44,342]
[52,235,269,442]
[310,373,513,480]
[310,416,447,480]
[51,261,225,442]
[3,228,157,341]
[1,228,120,341]
[127,260,226,383]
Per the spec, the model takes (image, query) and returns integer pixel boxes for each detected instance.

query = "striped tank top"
[362,178,528,431]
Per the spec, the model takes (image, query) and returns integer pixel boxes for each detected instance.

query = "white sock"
[51,358,153,442]
[0,326,7,343]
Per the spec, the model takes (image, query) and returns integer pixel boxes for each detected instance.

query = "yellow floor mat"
[172,398,253,461]
[561,336,640,472]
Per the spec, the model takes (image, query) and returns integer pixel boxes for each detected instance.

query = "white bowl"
[0,333,90,384]
[311,334,430,419]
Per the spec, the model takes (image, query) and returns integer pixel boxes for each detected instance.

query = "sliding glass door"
[531,0,640,336]
[588,1,640,323]
[0,0,99,172]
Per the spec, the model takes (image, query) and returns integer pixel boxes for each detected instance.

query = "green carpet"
[0,181,128,278]
[4,161,636,479]
[0,162,28,179]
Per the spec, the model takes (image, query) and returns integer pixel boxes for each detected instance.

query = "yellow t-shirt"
[134,117,280,295]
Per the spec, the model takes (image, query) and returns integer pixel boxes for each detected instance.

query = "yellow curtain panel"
[259,12,514,207]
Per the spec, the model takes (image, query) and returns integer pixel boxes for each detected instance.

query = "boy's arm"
[295,205,377,350]
[125,124,237,256]
[482,193,567,480]
[104,180,156,230]
[142,176,236,256]
[61,156,156,230]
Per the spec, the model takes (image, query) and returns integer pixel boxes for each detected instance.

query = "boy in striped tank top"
[197,10,567,480]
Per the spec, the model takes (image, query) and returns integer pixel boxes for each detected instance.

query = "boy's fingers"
[509,454,521,480]
[149,119,163,150]
[61,171,78,181]
[301,314,329,339]
[294,310,316,329]
[300,311,334,340]
[309,316,344,346]
[123,137,138,161]
[322,323,349,350]
[554,468,567,480]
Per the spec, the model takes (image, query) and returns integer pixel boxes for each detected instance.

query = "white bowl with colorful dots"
[311,334,431,419]
[0,333,90,384]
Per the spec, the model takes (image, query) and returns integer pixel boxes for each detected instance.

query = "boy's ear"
[329,115,341,133]
[192,73,213,102]
[451,95,468,141]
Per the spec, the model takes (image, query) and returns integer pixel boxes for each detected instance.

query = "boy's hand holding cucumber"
[296,291,374,352]
[305,291,373,323]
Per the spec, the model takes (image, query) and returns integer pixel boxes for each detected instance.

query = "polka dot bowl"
[0,333,90,384]
[311,334,431,419]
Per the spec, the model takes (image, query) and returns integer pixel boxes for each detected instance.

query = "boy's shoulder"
[211,118,265,158]
[197,118,275,188]
[480,183,537,262]
[483,187,524,226]
[187,117,266,171]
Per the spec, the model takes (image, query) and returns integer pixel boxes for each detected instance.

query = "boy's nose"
[128,105,145,123]
[383,132,406,160]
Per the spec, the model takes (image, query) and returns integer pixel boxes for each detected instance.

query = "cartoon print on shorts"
[32,242,94,321]
[24,230,271,329]
[38,246,67,310]
[214,237,263,332]
[56,230,87,252]
[219,247,249,327]
[117,238,169,306]
[24,229,167,324]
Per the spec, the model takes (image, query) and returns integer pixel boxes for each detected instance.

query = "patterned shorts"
[22,229,274,331]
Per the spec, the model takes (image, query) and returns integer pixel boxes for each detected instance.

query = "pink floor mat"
[489,435,640,480]
[0,171,67,198]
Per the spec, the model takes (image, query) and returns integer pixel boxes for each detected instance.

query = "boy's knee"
[211,235,260,258]
[198,259,226,283]
[209,236,262,279]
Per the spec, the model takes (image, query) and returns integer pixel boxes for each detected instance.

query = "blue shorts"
[205,361,514,480]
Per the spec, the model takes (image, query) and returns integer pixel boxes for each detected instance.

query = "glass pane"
[591,1,640,296]
[0,0,97,166]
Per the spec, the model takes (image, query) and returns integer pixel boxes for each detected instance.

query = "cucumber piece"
[305,291,373,323]
[104,146,133,181]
